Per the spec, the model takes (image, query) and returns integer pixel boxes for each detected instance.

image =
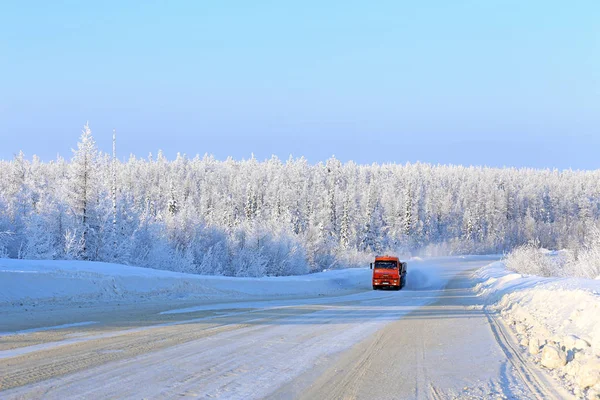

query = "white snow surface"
[475,261,600,398]
[0,256,469,309]
[6,255,599,398]
[0,258,372,307]
[0,321,98,337]
[1,256,507,400]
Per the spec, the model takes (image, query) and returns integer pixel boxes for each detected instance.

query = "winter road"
[0,257,568,399]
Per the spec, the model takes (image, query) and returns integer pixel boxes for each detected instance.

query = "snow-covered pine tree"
[68,122,99,260]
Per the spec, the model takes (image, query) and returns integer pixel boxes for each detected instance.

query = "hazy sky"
[1,1,599,169]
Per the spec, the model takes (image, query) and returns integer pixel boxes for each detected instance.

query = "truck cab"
[370,256,407,290]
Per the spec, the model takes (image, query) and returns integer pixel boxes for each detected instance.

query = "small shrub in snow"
[504,244,557,277]
[232,247,267,278]
[572,228,600,279]
[198,242,228,275]
[0,231,13,258]
[505,230,600,279]
[332,249,373,270]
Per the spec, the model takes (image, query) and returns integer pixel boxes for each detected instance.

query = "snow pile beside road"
[0,256,468,309]
[0,258,371,307]
[475,262,600,398]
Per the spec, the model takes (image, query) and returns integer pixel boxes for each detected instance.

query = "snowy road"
[0,257,568,399]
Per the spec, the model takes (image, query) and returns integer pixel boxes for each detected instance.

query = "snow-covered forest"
[1,124,600,276]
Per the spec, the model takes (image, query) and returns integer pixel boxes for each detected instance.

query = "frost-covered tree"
[68,123,100,260]
[3,127,600,277]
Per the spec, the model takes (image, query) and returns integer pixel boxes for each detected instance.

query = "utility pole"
[112,128,117,256]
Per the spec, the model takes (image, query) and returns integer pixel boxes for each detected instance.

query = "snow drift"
[0,256,468,308]
[475,261,600,398]
[0,258,373,307]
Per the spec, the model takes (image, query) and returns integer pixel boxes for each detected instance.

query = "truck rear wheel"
[372,285,378,290]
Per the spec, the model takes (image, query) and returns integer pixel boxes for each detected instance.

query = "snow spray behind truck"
[370,256,407,290]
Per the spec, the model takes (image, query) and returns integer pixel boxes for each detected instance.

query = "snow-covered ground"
[0,258,374,309]
[2,255,598,399]
[475,261,600,398]
[0,256,464,338]
[2,256,518,400]
[0,255,479,311]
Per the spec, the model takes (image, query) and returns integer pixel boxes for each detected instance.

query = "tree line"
[1,124,599,276]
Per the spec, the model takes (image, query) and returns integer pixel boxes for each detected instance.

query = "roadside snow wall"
[475,262,600,399]
[0,259,371,307]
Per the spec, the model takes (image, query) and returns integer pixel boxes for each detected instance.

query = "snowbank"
[475,262,600,398]
[0,256,471,308]
[0,258,372,307]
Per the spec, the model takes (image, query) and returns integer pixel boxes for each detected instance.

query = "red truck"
[370,256,407,290]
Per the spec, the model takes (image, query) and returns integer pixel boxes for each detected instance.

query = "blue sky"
[1,1,598,169]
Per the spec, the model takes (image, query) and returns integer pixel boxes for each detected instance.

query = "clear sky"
[1,1,599,169]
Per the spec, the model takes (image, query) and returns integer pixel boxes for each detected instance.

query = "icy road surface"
[0,257,568,399]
